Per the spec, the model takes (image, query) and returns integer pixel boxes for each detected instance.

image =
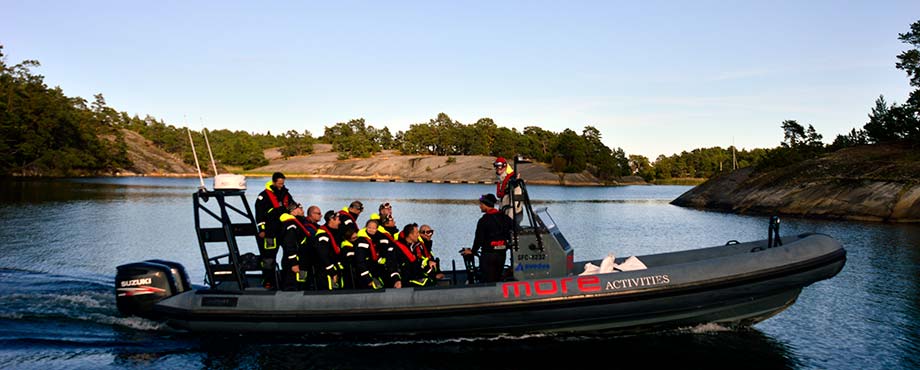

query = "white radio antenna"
[186,126,206,190]
[201,122,219,177]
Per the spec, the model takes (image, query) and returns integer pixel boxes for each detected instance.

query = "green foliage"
[0,45,130,175]
[830,128,869,151]
[858,19,920,144]
[392,114,632,180]
[756,120,826,171]
[650,146,767,179]
[323,118,381,159]
[628,155,653,181]
[897,19,920,107]
[862,95,920,144]
[201,129,269,170]
[552,129,587,172]
[279,130,314,159]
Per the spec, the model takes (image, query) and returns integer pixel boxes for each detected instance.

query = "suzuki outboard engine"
[115,260,190,318]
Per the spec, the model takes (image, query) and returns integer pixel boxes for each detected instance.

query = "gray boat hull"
[153,233,845,334]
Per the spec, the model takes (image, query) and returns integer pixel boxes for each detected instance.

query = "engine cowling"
[115,260,188,317]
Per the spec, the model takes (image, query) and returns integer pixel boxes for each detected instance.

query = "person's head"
[479,193,497,212]
[306,205,322,223]
[344,227,358,242]
[272,172,286,188]
[402,223,419,241]
[349,201,364,215]
[365,219,378,235]
[419,224,434,240]
[324,210,340,229]
[493,157,508,175]
[382,214,395,227]
[378,202,392,217]
[287,203,304,217]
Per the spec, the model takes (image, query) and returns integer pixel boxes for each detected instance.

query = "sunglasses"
[422,230,434,235]
[493,163,505,168]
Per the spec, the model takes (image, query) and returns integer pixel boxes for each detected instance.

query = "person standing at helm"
[254,172,296,289]
[493,157,522,224]
[461,194,513,283]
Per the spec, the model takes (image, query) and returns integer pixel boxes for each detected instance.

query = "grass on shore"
[652,178,707,186]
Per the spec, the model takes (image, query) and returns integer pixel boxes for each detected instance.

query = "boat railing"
[193,189,259,290]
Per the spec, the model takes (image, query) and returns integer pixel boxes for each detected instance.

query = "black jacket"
[472,209,513,254]
[354,229,384,289]
[313,226,343,279]
[280,214,317,269]
[255,181,296,238]
[386,236,434,287]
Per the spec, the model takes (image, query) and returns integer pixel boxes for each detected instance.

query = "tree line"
[0,45,130,176]
[319,113,632,181]
[2,18,917,178]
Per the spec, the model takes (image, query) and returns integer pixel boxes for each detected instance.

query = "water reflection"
[1,178,918,369]
[108,328,800,370]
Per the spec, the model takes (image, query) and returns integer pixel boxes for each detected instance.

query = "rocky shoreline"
[671,143,920,223]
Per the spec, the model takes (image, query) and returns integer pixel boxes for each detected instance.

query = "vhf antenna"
[201,118,219,177]
[186,123,206,190]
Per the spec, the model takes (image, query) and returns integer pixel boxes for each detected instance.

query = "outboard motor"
[115,260,189,318]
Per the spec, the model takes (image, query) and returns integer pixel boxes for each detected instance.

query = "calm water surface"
[0,177,917,369]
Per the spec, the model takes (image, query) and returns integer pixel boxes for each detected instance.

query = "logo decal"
[117,286,166,297]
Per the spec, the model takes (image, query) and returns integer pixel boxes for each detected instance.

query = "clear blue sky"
[3,1,918,159]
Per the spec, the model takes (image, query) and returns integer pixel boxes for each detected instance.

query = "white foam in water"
[685,323,732,334]
[86,314,166,331]
[0,290,168,330]
[355,333,551,347]
[55,294,105,308]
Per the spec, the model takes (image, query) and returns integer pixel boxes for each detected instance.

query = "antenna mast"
[202,124,219,177]
[187,127,206,190]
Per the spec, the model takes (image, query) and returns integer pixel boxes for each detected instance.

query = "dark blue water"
[0,178,917,369]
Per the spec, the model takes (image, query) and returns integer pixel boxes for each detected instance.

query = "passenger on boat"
[254,172,297,289]
[390,223,437,287]
[339,227,359,289]
[368,219,395,284]
[279,203,315,291]
[461,194,513,283]
[338,201,364,233]
[314,210,344,290]
[419,224,445,281]
[354,219,385,290]
[379,202,392,218]
[305,205,322,225]
[381,214,399,235]
[493,157,522,225]
[368,202,392,228]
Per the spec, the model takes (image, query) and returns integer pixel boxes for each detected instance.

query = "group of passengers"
[255,156,520,290]
[255,172,442,291]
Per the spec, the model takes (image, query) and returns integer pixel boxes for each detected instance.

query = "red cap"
[494,157,507,167]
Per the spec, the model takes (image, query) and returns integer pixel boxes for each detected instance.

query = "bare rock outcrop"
[671,143,920,222]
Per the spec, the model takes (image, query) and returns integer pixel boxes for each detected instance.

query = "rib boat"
[115,173,845,335]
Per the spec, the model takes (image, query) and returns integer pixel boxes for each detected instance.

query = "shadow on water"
[0,178,187,203]
[104,328,801,370]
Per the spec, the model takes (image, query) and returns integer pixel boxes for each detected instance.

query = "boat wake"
[0,268,164,332]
